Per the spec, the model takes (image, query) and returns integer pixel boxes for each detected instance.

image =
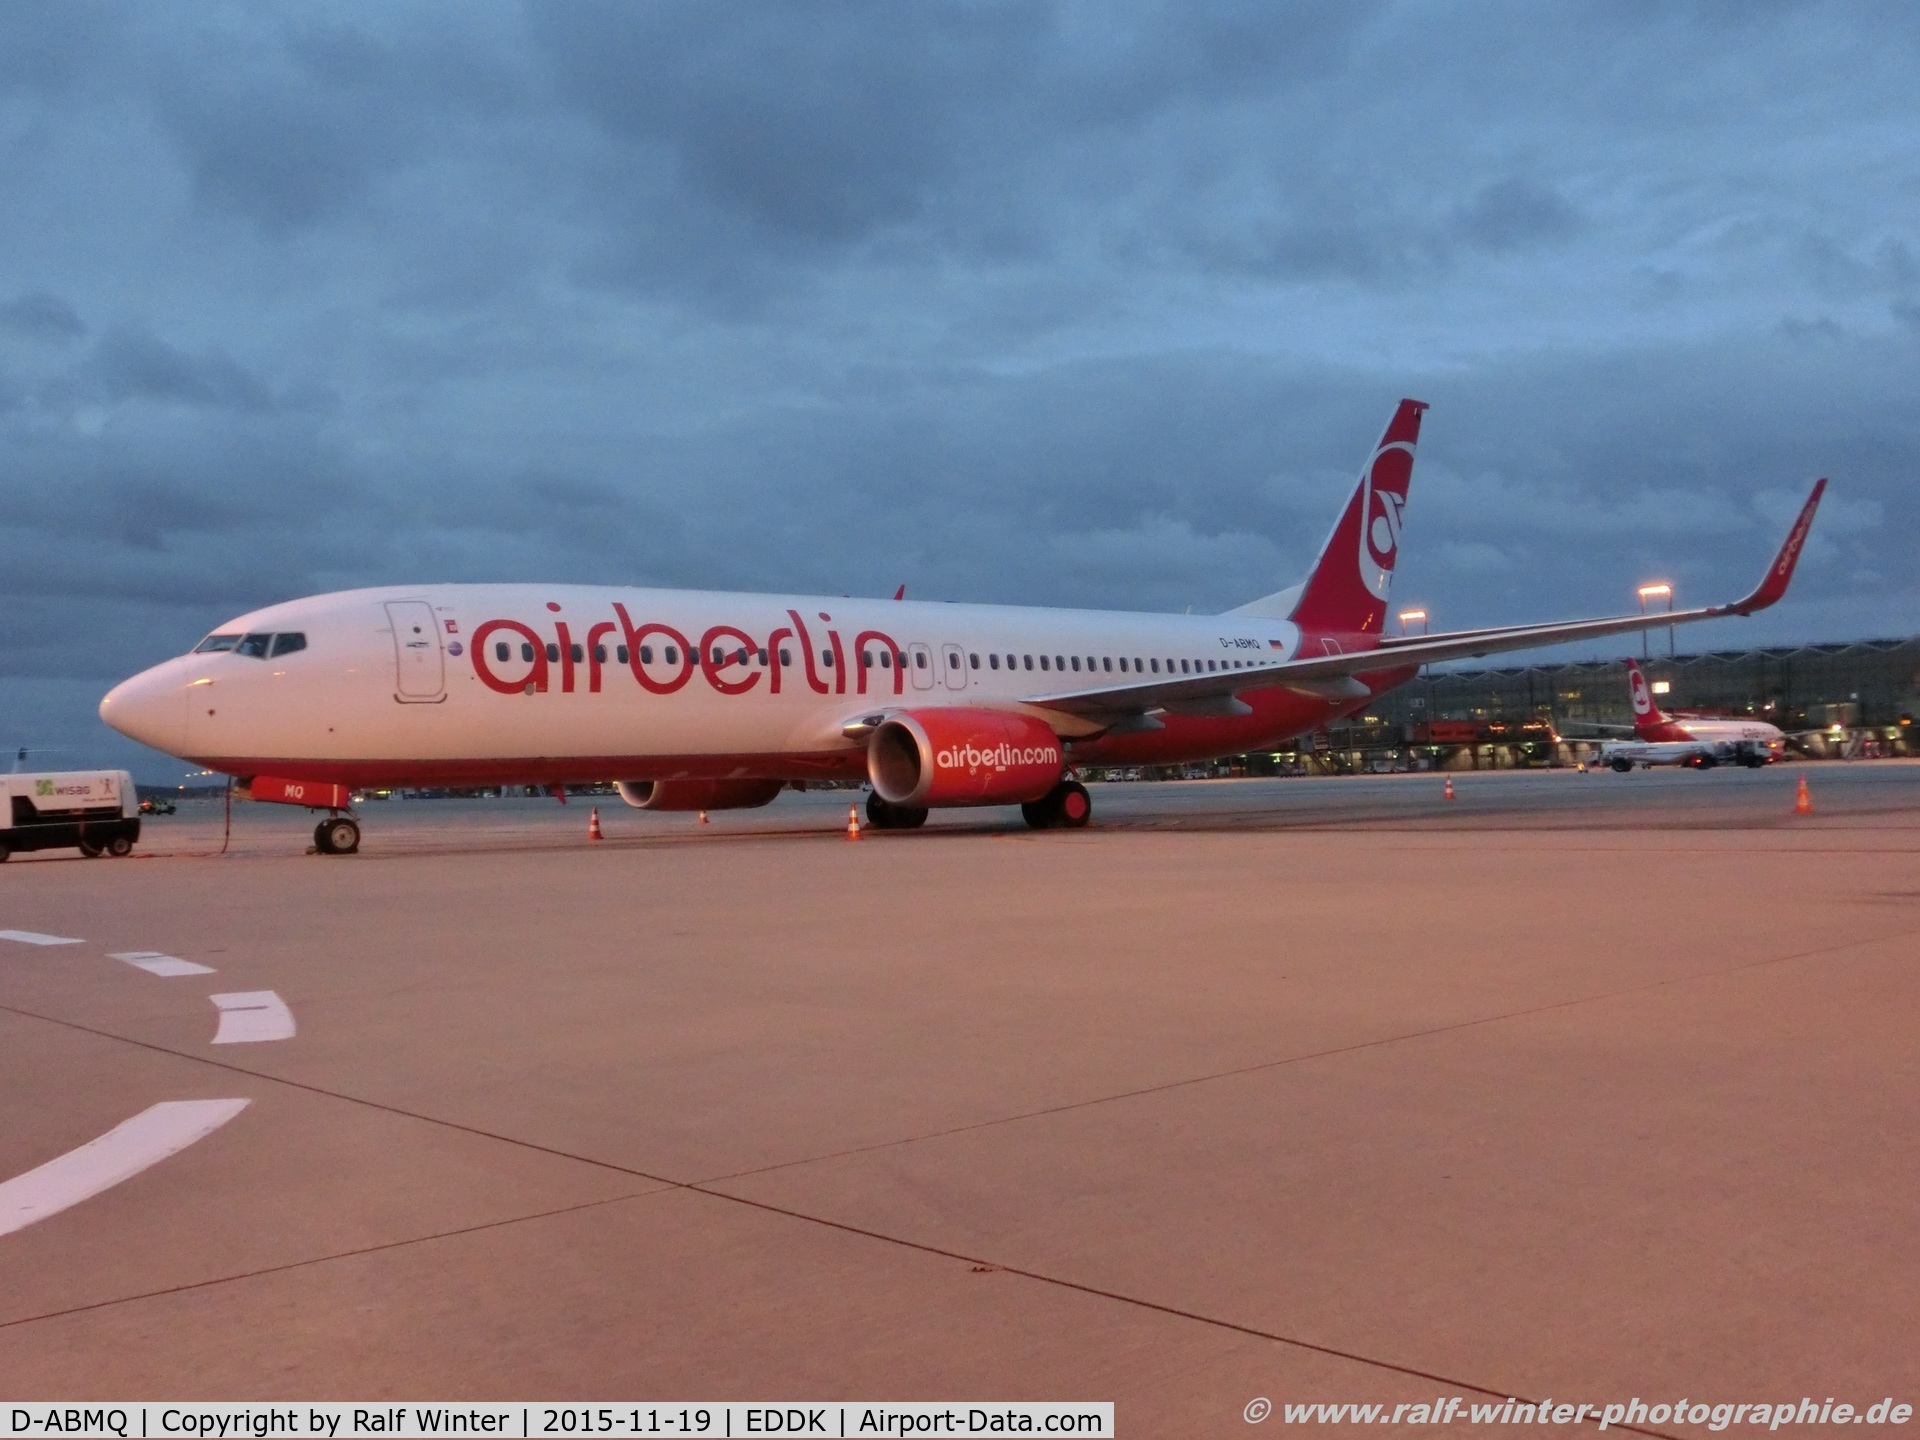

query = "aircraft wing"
[1023,479,1826,722]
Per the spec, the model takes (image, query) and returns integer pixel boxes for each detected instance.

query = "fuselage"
[1602,715,1787,768]
[100,584,1412,789]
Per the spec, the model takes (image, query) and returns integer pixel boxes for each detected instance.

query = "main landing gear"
[1022,780,1092,830]
[865,793,929,830]
[313,814,361,855]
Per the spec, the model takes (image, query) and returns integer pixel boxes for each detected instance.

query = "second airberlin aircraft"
[100,401,1827,852]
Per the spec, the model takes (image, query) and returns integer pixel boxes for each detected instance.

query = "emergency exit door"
[385,600,446,701]
[941,643,967,690]
[908,642,936,691]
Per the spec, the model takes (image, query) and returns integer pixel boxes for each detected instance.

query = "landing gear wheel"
[1055,780,1091,828]
[1023,780,1092,830]
[77,839,104,858]
[106,835,134,857]
[1611,758,1634,773]
[865,794,928,830]
[315,816,360,854]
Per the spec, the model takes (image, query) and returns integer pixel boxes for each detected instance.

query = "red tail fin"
[1289,399,1427,636]
[1626,658,1688,740]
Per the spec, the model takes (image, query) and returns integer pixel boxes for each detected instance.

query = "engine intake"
[616,778,784,811]
[868,709,1063,808]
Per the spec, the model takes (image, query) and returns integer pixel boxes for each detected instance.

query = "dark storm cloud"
[0,292,85,340]
[1,0,1917,778]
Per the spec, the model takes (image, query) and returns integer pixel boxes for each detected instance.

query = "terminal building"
[1209,637,1920,775]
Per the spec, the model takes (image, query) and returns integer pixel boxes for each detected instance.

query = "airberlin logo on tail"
[1630,668,1654,715]
[1358,442,1413,601]
[937,741,1060,772]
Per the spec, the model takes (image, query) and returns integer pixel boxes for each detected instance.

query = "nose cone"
[101,658,192,758]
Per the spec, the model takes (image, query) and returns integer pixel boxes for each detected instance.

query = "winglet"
[1723,479,1825,616]
[893,584,906,601]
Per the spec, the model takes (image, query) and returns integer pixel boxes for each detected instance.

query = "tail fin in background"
[1231,399,1427,633]
[1626,658,1689,740]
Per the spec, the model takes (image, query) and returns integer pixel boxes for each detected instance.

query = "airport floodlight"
[1398,608,1428,637]
[1637,583,1675,659]
[1651,680,1671,694]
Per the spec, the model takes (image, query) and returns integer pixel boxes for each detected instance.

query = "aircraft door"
[940,643,967,690]
[385,600,446,701]
[908,642,936,691]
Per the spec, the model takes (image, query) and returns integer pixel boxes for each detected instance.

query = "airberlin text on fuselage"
[468,605,903,700]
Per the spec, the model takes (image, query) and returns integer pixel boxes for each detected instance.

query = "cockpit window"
[235,633,273,658]
[269,632,307,657]
[194,634,242,653]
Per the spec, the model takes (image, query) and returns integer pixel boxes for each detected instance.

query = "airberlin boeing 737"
[101,401,1827,853]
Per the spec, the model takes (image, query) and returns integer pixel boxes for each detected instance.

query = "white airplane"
[1599,658,1788,771]
[100,402,1827,853]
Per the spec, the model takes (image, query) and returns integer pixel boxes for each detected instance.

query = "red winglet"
[1725,478,1825,615]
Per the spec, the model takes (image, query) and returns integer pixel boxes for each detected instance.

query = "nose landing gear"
[314,815,361,854]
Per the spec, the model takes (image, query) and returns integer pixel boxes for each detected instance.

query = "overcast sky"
[4,1,1917,779]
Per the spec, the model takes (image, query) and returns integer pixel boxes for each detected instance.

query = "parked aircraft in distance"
[101,403,1826,852]
[1599,658,1787,771]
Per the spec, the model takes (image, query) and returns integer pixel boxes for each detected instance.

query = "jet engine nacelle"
[867,708,1063,808]
[615,778,784,811]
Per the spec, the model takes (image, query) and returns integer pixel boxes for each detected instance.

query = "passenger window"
[496,642,510,662]
[639,645,654,664]
[236,633,272,658]
[593,645,607,664]
[665,646,678,664]
[193,633,242,653]
[989,654,1000,670]
[1071,656,1081,671]
[1150,658,1160,673]
[1039,655,1050,670]
[779,648,791,665]
[571,644,584,663]
[1135,658,1143,671]
[1024,655,1033,670]
[269,633,306,657]
[947,652,958,668]
[546,643,560,663]
[618,646,630,664]
[757,648,768,664]
[861,651,873,669]
[1103,657,1112,672]
[710,647,723,665]
[1055,655,1065,670]
[880,651,891,668]
[823,650,834,667]
[522,643,535,662]
[969,653,980,668]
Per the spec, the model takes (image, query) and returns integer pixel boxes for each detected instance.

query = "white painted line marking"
[209,990,295,1043]
[109,950,217,977]
[0,1099,250,1238]
[0,930,82,946]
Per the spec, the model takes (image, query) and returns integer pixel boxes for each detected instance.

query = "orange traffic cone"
[1443,775,1456,801]
[698,810,709,824]
[1794,773,1813,815]
[847,804,862,840]
[588,806,603,841]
